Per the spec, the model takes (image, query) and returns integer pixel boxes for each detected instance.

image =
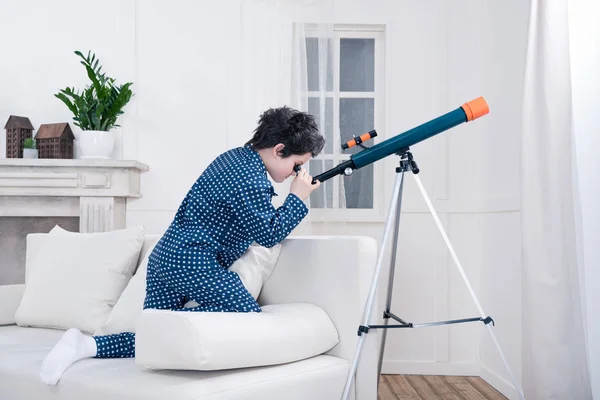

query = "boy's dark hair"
[246,106,325,157]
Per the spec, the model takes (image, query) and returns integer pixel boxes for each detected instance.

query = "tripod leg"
[377,169,406,381]
[341,171,405,400]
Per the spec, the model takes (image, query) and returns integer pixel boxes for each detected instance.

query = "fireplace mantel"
[0,159,148,232]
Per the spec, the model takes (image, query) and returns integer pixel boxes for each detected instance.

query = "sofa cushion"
[95,242,281,336]
[135,303,339,371]
[227,242,281,300]
[0,325,348,400]
[94,239,159,336]
[15,225,145,334]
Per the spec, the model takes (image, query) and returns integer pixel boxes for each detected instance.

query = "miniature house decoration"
[4,115,34,158]
[35,122,75,159]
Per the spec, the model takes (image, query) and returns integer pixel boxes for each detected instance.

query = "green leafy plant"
[55,50,133,132]
[23,138,36,149]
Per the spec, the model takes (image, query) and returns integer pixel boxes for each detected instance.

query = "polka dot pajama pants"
[94,254,260,358]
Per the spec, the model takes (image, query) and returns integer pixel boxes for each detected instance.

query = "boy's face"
[265,144,312,183]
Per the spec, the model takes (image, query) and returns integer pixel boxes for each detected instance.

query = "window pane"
[308,97,333,154]
[339,98,375,155]
[306,38,334,91]
[308,160,333,208]
[340,38,374,92]
[340,163,374,209]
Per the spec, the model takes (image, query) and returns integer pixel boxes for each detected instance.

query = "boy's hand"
[290,168,321,201]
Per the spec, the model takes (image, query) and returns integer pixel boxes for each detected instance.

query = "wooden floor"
[378,375,507,400]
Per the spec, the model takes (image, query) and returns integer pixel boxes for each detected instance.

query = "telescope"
[327,95,527,400]
[305,96,524,400]
[305,97,489,183]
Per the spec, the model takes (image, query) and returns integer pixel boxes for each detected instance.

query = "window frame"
[304,24,387,222]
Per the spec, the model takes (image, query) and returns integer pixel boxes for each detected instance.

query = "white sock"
[40,328,97,385]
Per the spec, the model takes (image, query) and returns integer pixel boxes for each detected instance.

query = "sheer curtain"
[568,0,600,398]
[285,0,337,213]
[233,0,334,212]
[521,0,592,398]
[292,17,338,211]
[233,0,297,151]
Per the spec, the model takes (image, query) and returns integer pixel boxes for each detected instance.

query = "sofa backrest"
[258,236,380,359]
[258,235,381,400]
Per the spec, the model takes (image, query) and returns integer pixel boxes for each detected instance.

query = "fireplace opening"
[0,217,79,285]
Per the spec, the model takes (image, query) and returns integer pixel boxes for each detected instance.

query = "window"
[305,25,385,221]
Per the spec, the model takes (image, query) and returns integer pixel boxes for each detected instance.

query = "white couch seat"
[0,325,349,400]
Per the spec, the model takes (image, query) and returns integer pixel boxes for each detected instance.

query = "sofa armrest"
[258,235,382,400]
[0,284,25,326]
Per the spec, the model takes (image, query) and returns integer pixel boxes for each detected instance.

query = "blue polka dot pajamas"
[94,145,308,358]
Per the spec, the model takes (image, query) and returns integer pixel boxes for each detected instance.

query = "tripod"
[340,148,525,400]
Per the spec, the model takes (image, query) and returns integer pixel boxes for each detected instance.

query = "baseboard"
[381,360,480,376]
[479,364,520,400]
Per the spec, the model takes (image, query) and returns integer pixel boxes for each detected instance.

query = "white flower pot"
[78,130,114,160]
[23,149,38,159]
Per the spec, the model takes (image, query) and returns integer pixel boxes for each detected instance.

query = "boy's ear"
[273,143,285,158]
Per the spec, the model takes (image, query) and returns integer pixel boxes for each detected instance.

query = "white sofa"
[0,234,382,400]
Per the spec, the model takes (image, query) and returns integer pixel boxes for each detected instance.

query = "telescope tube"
[313,97,489,183]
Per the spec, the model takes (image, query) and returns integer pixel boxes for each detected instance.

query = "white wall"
[0,0,136,160]
[0,1,530,397]
[446,2,529,398]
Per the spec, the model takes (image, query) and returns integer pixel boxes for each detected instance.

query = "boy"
[40,106,325,385]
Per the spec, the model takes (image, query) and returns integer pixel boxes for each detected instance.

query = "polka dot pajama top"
[94,145,309,358]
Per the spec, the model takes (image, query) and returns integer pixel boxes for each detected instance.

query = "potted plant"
[22,138,38,159]
[55,50,133,159]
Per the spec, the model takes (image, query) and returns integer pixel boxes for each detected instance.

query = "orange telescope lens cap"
[462,97,489,121]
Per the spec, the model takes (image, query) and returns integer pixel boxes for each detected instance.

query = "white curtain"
[521,1,592,398]
[288,1,336,211]
[234,0,297,149]
[568,0,600,398]
[234,0,334,210]
[292,20,338,211]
